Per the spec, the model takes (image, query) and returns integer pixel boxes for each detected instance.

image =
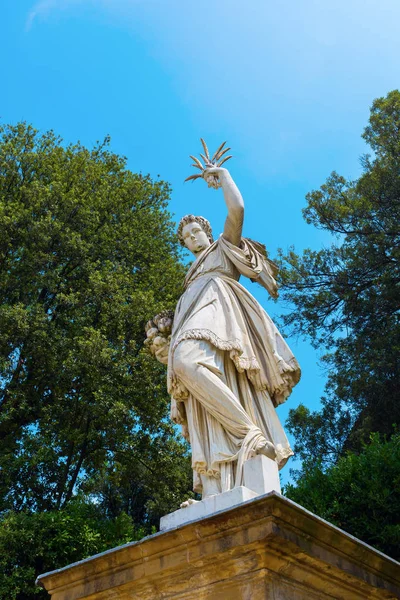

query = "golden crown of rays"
[184,139,232,188]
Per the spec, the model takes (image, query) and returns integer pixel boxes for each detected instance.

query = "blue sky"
[2,0,400,479]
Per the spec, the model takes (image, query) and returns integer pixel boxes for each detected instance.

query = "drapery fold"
[168,237,300,407]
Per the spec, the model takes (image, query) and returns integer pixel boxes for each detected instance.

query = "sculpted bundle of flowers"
[144,310,174,365]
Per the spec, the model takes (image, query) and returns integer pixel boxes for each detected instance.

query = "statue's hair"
[177,214,214,247]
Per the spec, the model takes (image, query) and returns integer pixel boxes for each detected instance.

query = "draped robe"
[168,236,300,494]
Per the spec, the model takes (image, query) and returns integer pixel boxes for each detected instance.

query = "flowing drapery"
[167,237,300,493]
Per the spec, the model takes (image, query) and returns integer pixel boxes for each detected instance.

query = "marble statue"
[145,144,300,503]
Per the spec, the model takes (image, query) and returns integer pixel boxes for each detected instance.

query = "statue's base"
[160,454,281,531]
[37,493,400,600]
[160,486,258,531]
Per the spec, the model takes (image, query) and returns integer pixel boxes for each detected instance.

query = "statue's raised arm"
[204,166,244,247]
[184,139,243,247]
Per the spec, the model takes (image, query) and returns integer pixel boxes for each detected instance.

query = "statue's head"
[177,214,214,256]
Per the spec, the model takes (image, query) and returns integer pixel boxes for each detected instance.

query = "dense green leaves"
[279,91,400,559]
[0,499,141,599]
[279,91,400,462]
[0,123,193,598]
[285,434,400,561]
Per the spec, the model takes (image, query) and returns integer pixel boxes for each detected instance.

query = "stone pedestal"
[160,486,258,531]
[244,453,281,495]
[160,455,280,531]
[37,492,400,600]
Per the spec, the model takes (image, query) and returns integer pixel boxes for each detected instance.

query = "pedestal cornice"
[37,492,400,600]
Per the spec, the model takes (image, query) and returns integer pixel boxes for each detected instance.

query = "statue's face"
[182,221,211,256]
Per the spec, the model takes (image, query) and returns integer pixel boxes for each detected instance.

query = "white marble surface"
[149,165,300,501]
[160,486,258,531]
[160,455,282,531]
[244,454,281,495]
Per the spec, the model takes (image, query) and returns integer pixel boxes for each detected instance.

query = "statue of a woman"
[150,166,300,501]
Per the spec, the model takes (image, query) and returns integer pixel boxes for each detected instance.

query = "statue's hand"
[203,166,228,190]
[203,166,228,177]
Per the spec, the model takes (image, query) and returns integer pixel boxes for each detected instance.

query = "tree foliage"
[0,123,193,598]
[279,90,400,560]
[0,499,140,600]
[284,433,400,561]
[279,90,400,463]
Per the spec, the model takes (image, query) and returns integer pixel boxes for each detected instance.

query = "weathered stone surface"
[37,492,400,600]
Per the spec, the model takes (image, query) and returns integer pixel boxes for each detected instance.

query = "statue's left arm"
[205,167,244,247]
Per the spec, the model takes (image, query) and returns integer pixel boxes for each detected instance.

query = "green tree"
[284,433,400,561]
[0,498,141,600]
[0,123,193,598]
[278,91,400,559]
[279,90,400,463]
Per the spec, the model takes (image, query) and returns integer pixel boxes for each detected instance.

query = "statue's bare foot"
[180,498,200,509]
[258,441,277,460]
